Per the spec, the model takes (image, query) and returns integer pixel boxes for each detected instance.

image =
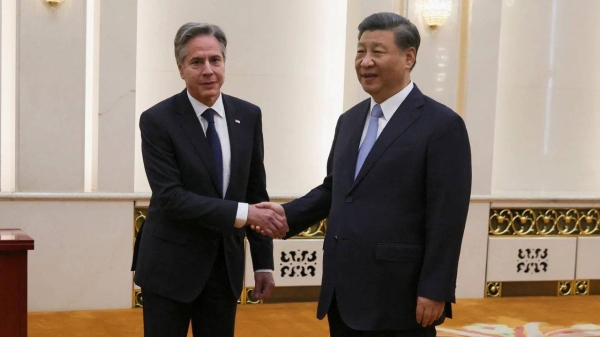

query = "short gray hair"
[358,12,420,70]
[174,22,227,65]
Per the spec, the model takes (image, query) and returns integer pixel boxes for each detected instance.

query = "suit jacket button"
[334,235,338,241]
[346,196,353,203]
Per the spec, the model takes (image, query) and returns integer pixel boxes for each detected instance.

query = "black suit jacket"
[283,85,472,331]
[133,89,273,303]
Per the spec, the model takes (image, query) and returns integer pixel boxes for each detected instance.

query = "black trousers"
[142,242,237,337]
[327,295,436,337]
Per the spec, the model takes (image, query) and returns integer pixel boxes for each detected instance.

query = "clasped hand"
[246,202,288,239]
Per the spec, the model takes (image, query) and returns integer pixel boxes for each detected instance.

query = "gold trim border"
[133,289,142,308]
[132,208,147,308]
[245,288,263,305]
[485,282,501,297]
[558,281,573,296]
[489,208,600,236]
[486,280,597,298]
[575,280,590,296]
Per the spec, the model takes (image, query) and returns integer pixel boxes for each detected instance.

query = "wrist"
[245,205,256,225]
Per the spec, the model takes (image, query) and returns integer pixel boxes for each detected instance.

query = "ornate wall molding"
[486,282,501,297]
[490,208,600,236]
[296,220,327,238]
[486,280,597,298]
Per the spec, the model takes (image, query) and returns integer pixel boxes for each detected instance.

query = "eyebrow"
[189,54,222,62]
[357,42,384,47]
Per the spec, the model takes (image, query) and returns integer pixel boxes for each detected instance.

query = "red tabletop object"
[0,229,35,337]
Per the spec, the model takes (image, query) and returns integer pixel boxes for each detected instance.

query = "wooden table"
[0,229,35,337]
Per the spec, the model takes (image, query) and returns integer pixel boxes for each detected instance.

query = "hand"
[416,296,444,327]
[251,272,275,301]
[250,202,287,238]
[246,203,288,239]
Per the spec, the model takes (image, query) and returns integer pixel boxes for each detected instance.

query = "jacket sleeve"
[417,113,472,303]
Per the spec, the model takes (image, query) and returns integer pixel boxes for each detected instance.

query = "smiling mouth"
[362,74,378,81]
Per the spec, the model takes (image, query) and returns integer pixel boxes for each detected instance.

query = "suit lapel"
[176,89,223,197]
[350,86,425,192]
[340,99,370,189]
[223,95,243,199]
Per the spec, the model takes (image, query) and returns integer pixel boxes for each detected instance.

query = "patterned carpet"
[438,323,600,336]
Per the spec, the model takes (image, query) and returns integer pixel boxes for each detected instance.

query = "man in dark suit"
[255,13,471,337]
[134,23,288,337]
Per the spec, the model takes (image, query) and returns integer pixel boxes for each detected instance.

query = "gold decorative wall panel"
[558,281,573,296]
[575,280,589,296]
[133,289,143,308]
[296,220,327,238]
[132,206,147,308]
[485,280,599,298]
[489,208,600,236]
[486,282,501,297]
[245,288,262,305]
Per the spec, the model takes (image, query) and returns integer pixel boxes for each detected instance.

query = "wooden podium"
[0,229,34,337]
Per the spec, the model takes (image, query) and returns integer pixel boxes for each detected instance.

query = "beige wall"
[492,0,600,194]
[0,200,133,311]
[18,0,87,192]
[135,0,348,195]
[97,0,137,192]
[407,0,461,111]
[6,1,600,196]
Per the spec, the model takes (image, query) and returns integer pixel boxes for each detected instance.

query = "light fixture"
[422,0,452,28]
[45,0,65,4]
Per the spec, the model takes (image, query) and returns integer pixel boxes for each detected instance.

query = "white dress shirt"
[359,81,415,147]
[187,91,249,228]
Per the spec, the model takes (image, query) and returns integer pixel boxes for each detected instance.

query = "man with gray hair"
[255,12,471,336]
[133,22,288,336]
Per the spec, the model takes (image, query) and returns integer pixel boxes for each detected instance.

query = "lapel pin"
[235,119,241,124]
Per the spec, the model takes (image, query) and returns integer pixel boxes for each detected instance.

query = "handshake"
[245,202,289,239]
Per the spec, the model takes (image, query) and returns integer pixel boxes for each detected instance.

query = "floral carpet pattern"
[438,323,600,336]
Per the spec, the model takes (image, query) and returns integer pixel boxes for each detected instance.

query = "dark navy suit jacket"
[134,89,273,302]
[283,85,472,331]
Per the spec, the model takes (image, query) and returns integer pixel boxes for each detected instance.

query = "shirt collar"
[187,90,226,120]
[369,81,414,120]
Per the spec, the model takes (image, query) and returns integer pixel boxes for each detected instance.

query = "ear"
[405,47,417,70]
[177,62,184,79]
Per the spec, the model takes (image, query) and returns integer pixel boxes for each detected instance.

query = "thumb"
[255,202,270,209]
[252,282,264,300]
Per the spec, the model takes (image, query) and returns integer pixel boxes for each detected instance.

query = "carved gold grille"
[490,209,599,236]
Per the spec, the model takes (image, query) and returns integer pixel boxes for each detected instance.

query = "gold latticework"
[490,209,599,236]
[486,282,502,298]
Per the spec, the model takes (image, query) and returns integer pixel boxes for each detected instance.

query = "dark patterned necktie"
[202,108,223,194]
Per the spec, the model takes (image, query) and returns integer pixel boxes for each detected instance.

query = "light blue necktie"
[355,104,383,178]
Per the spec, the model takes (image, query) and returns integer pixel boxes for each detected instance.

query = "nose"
[360,54,374,68]
[202,60,214,76]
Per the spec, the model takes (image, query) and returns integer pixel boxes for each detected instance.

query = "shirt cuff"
[255,269,273,273]
[234,202,249,228]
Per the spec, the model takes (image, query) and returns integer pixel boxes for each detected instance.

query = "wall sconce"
[422,0,452,28]
[45,0,65,3]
